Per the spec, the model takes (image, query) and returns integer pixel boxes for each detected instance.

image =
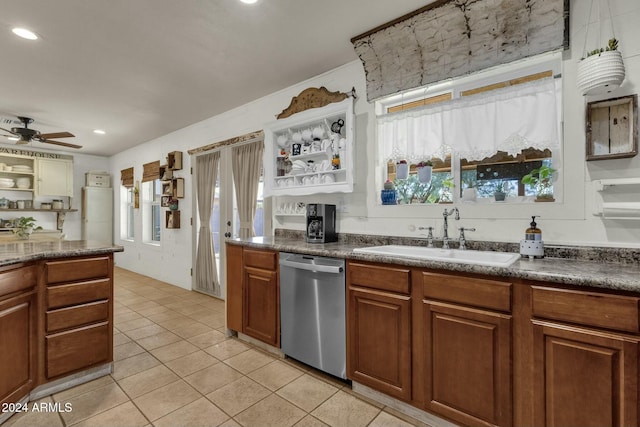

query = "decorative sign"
[0,147,73,160]
[351,0,569,101]
[586,95,638,161]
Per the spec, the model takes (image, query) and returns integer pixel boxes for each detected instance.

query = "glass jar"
[52,200,64,210]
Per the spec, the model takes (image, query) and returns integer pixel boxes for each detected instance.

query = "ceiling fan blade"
[0,127,18,135]
[39,131,75,139]
[42,139,83,149]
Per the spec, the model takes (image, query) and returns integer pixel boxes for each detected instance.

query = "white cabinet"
[0,154,35,193]
[264,98,354,196]
[36,158,73,197]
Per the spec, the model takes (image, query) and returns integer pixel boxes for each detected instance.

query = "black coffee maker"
[306,204,337,243]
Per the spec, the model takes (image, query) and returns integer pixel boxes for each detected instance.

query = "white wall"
[110,0,640,289]
[0,143,110,239]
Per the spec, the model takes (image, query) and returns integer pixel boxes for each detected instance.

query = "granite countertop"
[229,236,640,293]
[0,240,124,267]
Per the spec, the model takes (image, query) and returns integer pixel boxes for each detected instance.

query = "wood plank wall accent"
[351,0,570,101]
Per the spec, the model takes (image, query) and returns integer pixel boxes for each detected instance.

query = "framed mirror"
[586,94,638,161]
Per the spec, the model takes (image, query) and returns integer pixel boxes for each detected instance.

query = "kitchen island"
[227,232,640,427]
[0,240,123,425]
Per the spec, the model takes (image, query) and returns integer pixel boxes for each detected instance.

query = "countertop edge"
[227,239,640,293]
[0,241,124,267]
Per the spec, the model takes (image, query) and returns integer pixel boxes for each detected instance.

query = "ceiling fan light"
[239,0,258,4]
[12,28,38,40]
[6,136,19,141]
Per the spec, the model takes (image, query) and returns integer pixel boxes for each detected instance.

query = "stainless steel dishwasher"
[279,252,346,379]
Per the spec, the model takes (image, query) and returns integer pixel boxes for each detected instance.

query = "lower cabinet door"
[532,320,640,427]
[423,301,512,427]
[46,322,110,379]
[0,293,36,405]
[348,287,411,401]
[243,266,279,347]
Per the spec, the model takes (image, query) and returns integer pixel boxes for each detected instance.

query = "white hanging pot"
[576,50,625,96]
[417,166,432,183]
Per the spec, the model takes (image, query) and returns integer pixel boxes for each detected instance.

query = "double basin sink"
[353,245,521,267]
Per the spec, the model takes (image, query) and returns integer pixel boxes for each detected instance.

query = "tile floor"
[4,267,426,427]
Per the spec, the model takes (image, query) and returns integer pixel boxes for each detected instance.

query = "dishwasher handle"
[279,258,344,274]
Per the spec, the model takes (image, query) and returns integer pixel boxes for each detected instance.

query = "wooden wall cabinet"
[347,261,412,401]
[0,264,37,407]
[225,244,280,347]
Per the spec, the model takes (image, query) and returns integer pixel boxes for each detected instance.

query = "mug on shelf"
[322,174,336,184]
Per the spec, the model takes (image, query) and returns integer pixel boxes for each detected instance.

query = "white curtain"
[232,140,264,239]
[378,77,561,162]
[195,152,220,296]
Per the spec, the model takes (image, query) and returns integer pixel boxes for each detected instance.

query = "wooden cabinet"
[36,158,73,197]
[420,272,513,427]
[225,244,280,347]
[347,261,412,401]
[43,255,113,380]
[0,264,37,407]
[530,285,640,427]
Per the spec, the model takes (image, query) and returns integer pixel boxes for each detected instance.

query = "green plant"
[12,216,43,239]
[585,38,619,58]
[416,160,433,168]
[494,180,507,194]
[522,165,556,199]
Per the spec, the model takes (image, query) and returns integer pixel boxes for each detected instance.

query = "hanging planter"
[416,161,433,183]
[577,41,625,96]
[395,160,409,180]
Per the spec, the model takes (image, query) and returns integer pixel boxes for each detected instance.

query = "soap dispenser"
[520,216,544,259]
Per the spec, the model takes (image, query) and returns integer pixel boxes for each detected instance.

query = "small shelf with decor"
[165,210,180,229]
[161,178,184,199]
[167,151,183,171]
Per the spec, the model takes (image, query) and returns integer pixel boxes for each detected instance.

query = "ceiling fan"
[0,116,82,149]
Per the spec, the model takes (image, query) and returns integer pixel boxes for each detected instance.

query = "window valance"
[142,161,160,182]
[378,77,561,162]
[120,167,134,188]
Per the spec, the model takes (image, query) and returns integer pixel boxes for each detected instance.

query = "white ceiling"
[0,0,431,156]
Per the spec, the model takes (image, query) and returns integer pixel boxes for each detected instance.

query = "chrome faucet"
[458,227,476,250]
[442,208,459,249]
[417,226,435,247]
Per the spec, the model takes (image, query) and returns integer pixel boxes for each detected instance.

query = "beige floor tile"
[187,330,227,348]
[235,394,306,427]
[380,407,426,427]
[223,348,275,374]
[70,401,148,427]
[111,352,161,380]
[136,330,182,351]
[117,364,179,398]
[126,300,161,312]
[52,375,114,402]
[248,360,304,391]
[146,310,186,323]
[124,324,167,341]
[135,305,170,317]
[369,411,420,427]
[150,339,199,363]
[2,397,64,427]
[133,380,200,422]
[116,317,155,332]
[184,362,243,394]
[153,397,229,427]
[164,350,219,377]
[203,338,250,361]
[113,341,146,361]
[293,414,330,427]
[197,314,226,328]
[218,419,242,427]
[164,320,213,339]
[276,374,339,413]
[59,382,129,425]
[184,307,214,319]
[205,376,271,416]
[113,332,132,346]
[113,311,143,324]
[311,390,380,427]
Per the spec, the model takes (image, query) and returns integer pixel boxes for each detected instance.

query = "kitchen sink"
[352,245,520,267]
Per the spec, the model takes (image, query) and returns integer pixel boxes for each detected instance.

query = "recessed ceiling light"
[12,27,38,40]
[93,129,106,135]
[239,0,258,4]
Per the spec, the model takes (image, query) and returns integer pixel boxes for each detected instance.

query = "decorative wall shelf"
[165,210,180,229]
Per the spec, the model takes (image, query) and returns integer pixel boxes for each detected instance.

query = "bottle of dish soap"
[520,215,544,259]
[525,216,542,241]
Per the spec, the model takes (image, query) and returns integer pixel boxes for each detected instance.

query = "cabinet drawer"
[348,262,411,294]
[531,286,640,333]
[46,322,110,379]
[0,264,36,299]
[47,279,111,309]
[46,256,110,285]
[47,300,109,333]
[421,272,512,312]
[243,248,277,270]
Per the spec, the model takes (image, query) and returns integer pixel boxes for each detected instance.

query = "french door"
[192,141,268,299]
